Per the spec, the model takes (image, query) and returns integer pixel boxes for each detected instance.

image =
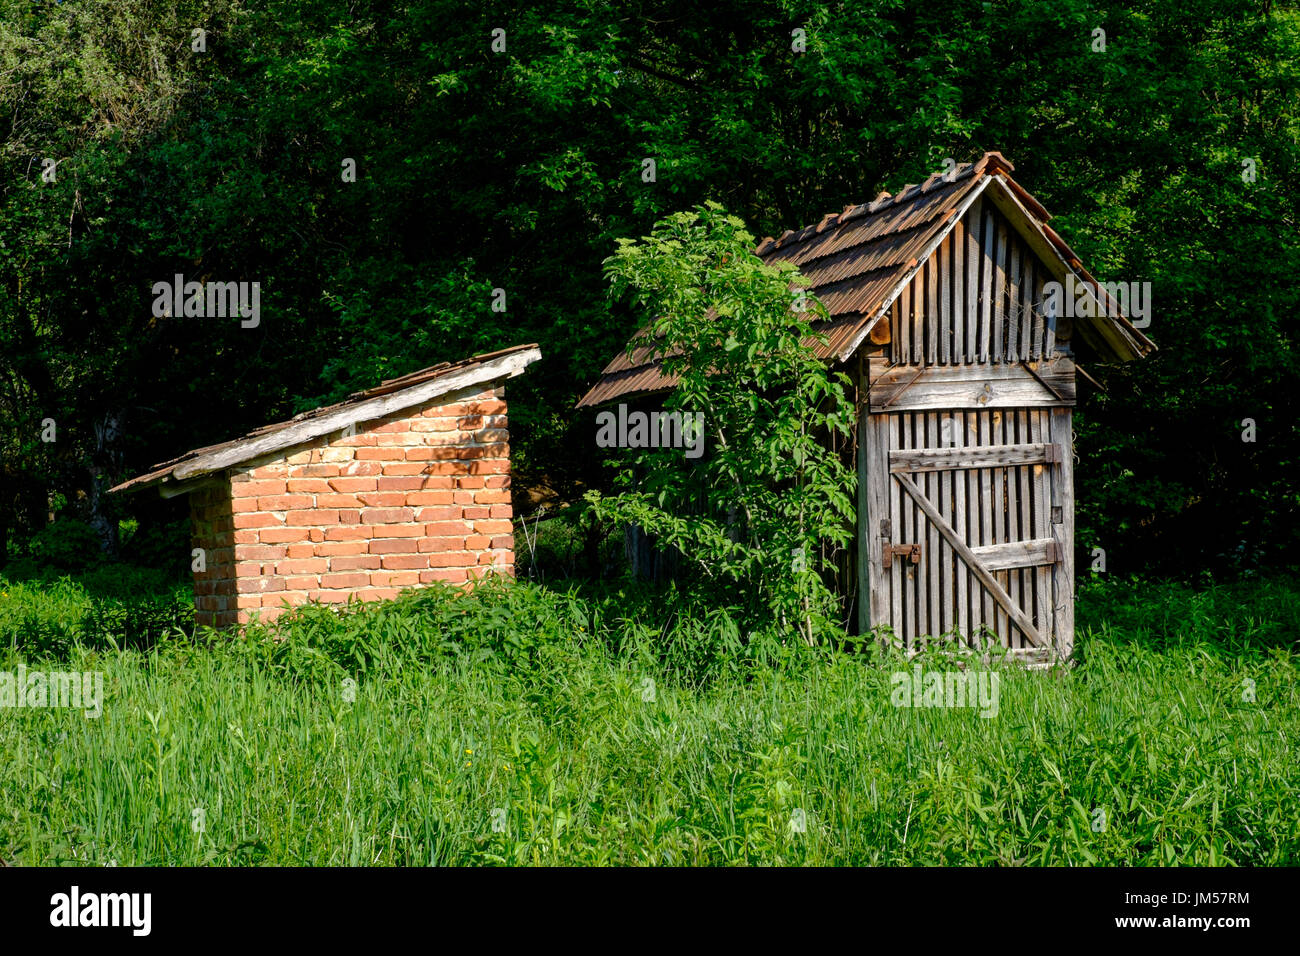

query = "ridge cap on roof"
[763,153,1009,255]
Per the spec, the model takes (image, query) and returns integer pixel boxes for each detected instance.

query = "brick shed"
[111,345,541,627]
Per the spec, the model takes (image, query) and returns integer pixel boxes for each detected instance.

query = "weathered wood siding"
[888,197,1062,367]
[860,197,1076,661]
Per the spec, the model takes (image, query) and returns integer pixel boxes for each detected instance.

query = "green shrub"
[119,517,191,574]
[0,565,193,658]
[11,518,105,574]
[244,578,600,680]
[588,203,856,646]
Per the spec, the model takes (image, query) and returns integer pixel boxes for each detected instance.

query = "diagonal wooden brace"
[893,471,1047,647]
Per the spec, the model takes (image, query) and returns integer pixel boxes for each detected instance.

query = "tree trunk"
[87,410,124,558]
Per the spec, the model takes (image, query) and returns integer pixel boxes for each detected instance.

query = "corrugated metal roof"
[577,150,1155,409]
[112,344,541,494]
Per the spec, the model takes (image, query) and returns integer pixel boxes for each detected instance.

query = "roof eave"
[111,346,542,496]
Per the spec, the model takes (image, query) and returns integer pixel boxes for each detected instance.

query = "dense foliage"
[1,0,1298,579]
[588,203,856,642]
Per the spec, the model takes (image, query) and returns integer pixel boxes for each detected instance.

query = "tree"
[587,202,856,644]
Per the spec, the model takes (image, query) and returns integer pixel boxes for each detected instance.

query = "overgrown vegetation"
[2,0,1297,870]
[588,203,856,644]
[2,1,1297,576]
[0,572,1296,865]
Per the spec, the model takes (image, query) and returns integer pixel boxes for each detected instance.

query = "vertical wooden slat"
[993,217,1008,363]
[1021,256,1035,362]
[915,412,926,648]
[889,301,897,365]
[993,409,1008,642]
[979,208,995,363]
[900,413,914,649]
[1032,268,1046,361]
[899,281,911,366]
[952,221,966,364]
[863,411,891,638]
[927,412,941,640]
[1050,408,1075,659]
[915,413,927,648]
[1031,409,1051,643]
[890,414,904,645]
[927,252,940,366]
[909,413,920,647]
[1020,411,1034,650]
[975,410,992,643]
[965,411,981,645]
[913,270,925,366]
[966,205,980,362]
[856,384,869,635]
[942,414,955,638]
[1042,261,1056,358]
[1003,408,1013,647]
[939,234,951,365]
[1007,241,1022,364]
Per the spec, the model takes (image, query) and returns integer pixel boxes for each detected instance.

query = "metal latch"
[883,543,923,569]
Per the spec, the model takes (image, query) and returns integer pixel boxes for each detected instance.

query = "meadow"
[1,564,1296,866]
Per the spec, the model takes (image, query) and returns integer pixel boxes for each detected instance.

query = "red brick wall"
[191,483,237,628]
[190,385,514,627]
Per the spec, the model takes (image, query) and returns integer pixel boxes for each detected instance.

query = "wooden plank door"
[862,407,1071,660]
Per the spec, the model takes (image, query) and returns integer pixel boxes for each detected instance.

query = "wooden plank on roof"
[171,348,539,484]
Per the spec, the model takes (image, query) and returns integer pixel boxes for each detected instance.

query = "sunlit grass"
[0,573,1296,865]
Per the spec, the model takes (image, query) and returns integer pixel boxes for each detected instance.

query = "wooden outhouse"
[112,345,540,627]
[579,152,1154,662]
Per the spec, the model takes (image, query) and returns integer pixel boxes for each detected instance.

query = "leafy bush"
[243,578,600,680]
[587,203,856,646]
[514,504,623,582]
[118,516,191,574]
[0,566,193,657]
[13,518,105,574]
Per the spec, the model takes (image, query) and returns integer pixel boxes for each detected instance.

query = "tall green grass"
[0,573,1296,865]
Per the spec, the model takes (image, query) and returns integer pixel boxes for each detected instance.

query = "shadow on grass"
[1075,571,1300,661]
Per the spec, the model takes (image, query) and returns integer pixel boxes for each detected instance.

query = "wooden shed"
[579,152,1154,662]
[111,345,540,627]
